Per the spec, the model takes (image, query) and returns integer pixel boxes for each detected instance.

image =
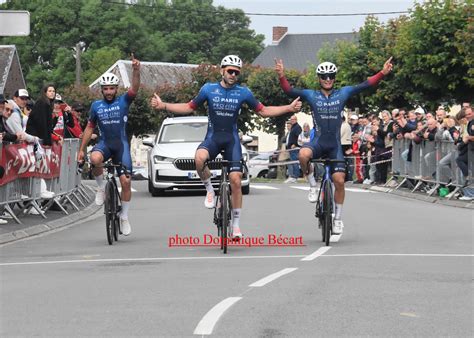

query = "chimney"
[272,26,288,44]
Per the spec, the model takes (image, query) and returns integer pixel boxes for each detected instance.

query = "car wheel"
[148,178,153,193]
[241,184,250,195]
[257,170,268,178]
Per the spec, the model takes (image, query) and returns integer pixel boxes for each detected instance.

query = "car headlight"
[153,155,174,163]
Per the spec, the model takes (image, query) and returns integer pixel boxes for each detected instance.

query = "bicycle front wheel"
[104,182,115,245]
[323,180,333,246]
[221,183,230,254]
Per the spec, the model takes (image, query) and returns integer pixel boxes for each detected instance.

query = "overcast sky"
[213,0,422,45]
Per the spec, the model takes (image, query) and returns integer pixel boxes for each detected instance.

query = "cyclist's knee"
[299,148,312,162]
[90,152,103,166]
[333,173,345,186]
[229,173,242,189]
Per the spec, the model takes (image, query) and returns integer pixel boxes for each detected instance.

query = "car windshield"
[159,122,207,143]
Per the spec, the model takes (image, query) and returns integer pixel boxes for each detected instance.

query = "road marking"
[250,185,279,190]
[301,246,331,261]
[249,267,298,287]
[2,253,472,267]
[193,297,242,335]
[0,254,306,267]
[289,186,375,193]
[400,312,419,318]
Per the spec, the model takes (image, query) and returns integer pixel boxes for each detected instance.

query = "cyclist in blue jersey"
[275,57,393,234]
[151,55,301,239]
[78,55,141,236]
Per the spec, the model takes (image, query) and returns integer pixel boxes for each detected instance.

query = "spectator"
[1,97,20,143]
[378,110,394,183]
[454,107,473,187]
[435,106,447,124]
[51,94,75,143]
[297,122,311,146]
[10,89,29,130]
[26,84,56,146]
[65,102,85,139]
[5,100,37,143]
[436,116,457,185]
[341,115,353,182]
[421,118,438,179]
[349,114,360,133]
[414,107,425,122]
[285,114,302,183]
[351,132,364,183]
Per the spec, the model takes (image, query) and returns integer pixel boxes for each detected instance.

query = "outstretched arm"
[258,97,302,118]
[150,93,194,115]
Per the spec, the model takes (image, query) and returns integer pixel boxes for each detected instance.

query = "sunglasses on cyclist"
[318,73,336,80]
[226,69,240,76]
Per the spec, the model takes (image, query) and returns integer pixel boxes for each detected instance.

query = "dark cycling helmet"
[220,55,242,68]
[316,62,338,75]
[99,72,120,86]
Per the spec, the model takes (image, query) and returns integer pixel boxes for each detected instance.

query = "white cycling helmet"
[316,62,338,75]
[99,72,120,86]
[220,55,242,68]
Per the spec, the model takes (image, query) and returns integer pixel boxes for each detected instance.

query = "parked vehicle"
[143,116,251,196]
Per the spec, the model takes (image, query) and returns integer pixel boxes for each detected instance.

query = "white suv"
[144,116,250,196]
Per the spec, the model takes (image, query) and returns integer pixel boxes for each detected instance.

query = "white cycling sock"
[335,204,343,220]
[95,175,106,189]
[308,175,317,188]
[232,208,241,228]
[121,201,130,219]
[203,178,214,194]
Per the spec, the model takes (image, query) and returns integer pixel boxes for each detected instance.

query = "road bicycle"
[312,159,344,246]
[102,161,128,245]
[209,156,247,254]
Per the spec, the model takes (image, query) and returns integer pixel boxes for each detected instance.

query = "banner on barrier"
[0,143,62,186]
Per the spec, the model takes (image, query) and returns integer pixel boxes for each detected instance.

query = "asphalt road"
[1,181,472,337]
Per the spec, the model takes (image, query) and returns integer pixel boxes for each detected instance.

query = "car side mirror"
[241,135,253,145]
[142,138,154,147]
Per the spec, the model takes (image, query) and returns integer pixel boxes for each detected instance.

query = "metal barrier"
[388,138,472,199]
[0,139,93,224]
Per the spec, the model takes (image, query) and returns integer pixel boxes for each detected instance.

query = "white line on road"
[193,297,242,335]
[250,185,279,190]
[301,246,331,261]
[0,254,306,267]
[2,253,472,267]
[289,186,375,193]
[249,267,298,287]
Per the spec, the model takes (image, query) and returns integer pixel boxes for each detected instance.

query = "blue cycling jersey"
[280,73,384,173]
[88,92,134,143]
[190,82,263,133]
[190,82,264,172]
[88,91,136,175]
[280,76,381,139]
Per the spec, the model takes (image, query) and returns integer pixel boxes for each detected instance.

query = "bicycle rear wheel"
[221,183,230,254]
[323,180,333,246]
[104,181,115,245]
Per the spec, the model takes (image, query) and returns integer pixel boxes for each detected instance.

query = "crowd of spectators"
[0,87,86,224]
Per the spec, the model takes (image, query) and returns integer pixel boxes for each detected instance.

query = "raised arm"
[130,53,140,94]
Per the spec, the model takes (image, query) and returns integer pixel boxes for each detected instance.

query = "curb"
[0,202,102,245]
[366,185,474,209]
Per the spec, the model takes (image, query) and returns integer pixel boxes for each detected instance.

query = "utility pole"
[75,42,82,87]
